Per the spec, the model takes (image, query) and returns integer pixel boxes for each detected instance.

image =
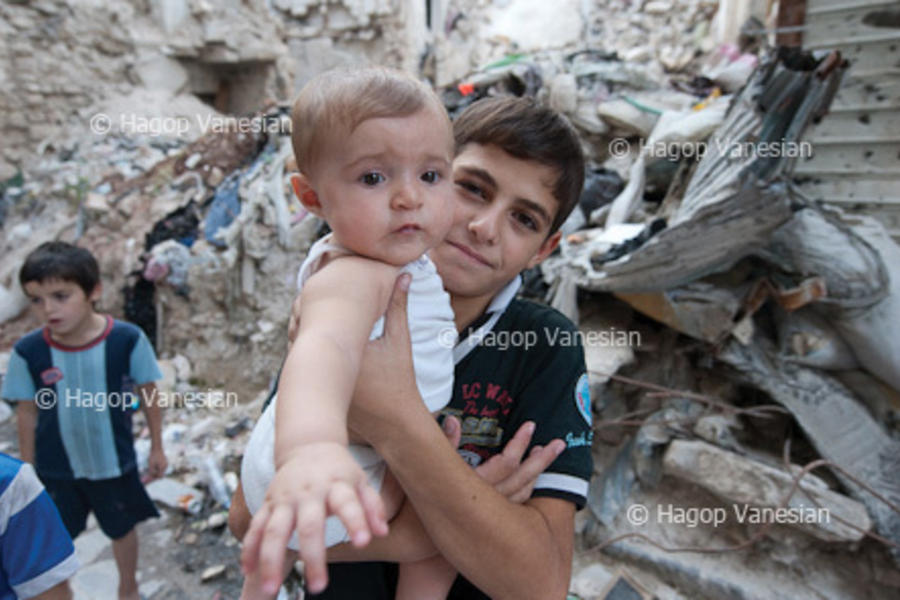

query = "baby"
[239,67,457,598]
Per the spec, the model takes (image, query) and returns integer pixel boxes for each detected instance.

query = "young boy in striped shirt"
[2,242,167,600]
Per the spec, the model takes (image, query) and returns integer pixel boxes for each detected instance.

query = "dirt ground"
[0,413,261,600]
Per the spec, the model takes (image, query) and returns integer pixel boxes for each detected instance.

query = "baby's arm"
[241,255,400,595]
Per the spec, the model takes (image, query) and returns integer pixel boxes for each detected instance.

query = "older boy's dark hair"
[20,241,100,296]
[453,96,585,234]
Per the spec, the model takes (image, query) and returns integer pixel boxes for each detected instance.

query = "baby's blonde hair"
[291,67,450,173]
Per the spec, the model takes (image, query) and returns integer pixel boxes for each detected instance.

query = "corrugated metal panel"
[797,0,900,240]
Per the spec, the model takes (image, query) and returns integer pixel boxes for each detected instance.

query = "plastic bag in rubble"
[199,455,231,509]
[144,239,193,291]
[768,207,900,392]
[205,172,241,248]
[830,216,900,393]
[604,96,729,226]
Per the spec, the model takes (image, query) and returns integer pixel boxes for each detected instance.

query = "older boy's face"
[23,279,99,338]
[430,143,561,303]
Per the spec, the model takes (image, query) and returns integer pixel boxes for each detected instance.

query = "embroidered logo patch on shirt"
[41,367,64,385]
[574,373,591,426]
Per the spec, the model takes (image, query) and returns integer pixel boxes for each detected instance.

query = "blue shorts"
[41,469,160,540]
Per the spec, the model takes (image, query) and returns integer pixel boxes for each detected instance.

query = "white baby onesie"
[241,235,456,548]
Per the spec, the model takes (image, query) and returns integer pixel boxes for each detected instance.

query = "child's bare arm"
[136,382,167,479]
[16,401,37,464]
[275,256,398,451]
[242,255,400,595]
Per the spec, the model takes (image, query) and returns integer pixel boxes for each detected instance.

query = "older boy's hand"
[239,442,388,595]
[442,417,566,503]
[146,447,167,480]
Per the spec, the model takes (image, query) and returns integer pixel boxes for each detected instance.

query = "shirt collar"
[485,275,522,315]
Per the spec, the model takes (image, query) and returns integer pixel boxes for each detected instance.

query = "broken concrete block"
[569,563,616,599]
[131,55,189,95]
[597,100,658,138]
[644,1,673,14]
[0,284,28,325]
[84,192,110,217]
[171,354,192,382]
[482,0,584,51]
[776,307,859,371]
[614,282,743,344]
[184,153,202,169]
[598,572,654,600]
[157,359,178,395]
[663,439,871,542]
[571,101,610,136]
[155,0,190,33]
[205,511,228,530]
[807,212,900,392]
[200,564,226,582]
[719,339,900,557]
[549,73,578,115]
[146,477,204,514]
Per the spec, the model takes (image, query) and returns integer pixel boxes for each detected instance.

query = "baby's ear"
[290,173,322,216]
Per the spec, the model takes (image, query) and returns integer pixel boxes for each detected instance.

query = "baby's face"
[308,107,455,266]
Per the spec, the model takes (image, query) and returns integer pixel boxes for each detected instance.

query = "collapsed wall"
[0,0,437,179]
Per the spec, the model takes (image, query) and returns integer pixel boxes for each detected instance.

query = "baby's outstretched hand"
[239,442,388,594]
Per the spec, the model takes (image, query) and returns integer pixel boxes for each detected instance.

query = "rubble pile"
[543,46,900,600]
[0,0,432,181]
[2,1,899,599]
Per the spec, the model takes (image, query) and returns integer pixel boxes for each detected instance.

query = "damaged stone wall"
[275,0,431,90]
[0,0,433,181]
[431,0,737,87]
[0,0,437,407]
[0,0,293,179]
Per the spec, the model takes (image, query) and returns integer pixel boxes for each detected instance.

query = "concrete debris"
[775,307,859,371]
[663,439,871,542]
[4,2,899,598]
[768,208,900,392]
[570,565,655,600]
[718,338,900,556]
[145,477,205,515]
[205,511,229,530]
[568,49,847,293]
[201,564,226,582]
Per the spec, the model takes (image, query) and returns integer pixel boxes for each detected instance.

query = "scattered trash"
[146,478,205,515]
[200,456,232,509]
[3,2,898,597]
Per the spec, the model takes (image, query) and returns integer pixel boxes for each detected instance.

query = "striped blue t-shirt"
[1,317,162,481]
[0,452,79,599]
